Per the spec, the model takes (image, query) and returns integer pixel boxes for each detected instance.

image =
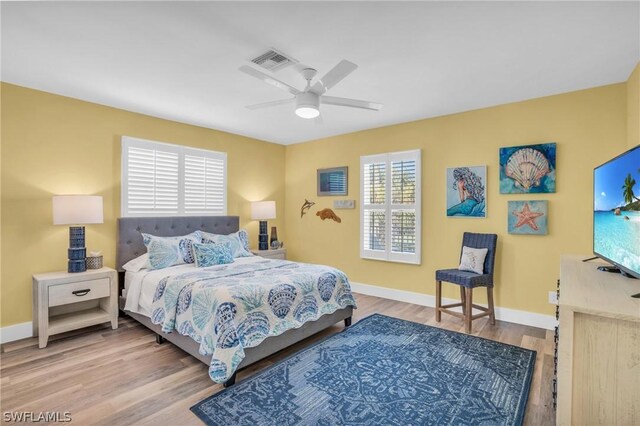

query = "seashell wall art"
[499,143,556,194]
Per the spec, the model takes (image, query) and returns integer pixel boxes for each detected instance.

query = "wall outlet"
[548,291,558,305]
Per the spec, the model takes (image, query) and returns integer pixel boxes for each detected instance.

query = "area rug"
[191,314,535,426]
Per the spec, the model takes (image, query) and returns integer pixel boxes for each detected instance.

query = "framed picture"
[507,200,548,235]
[446,166,487,218]
[499,143,556,194]
[317,166,348,196]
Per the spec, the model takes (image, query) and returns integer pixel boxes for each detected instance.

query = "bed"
[117,215,355,387]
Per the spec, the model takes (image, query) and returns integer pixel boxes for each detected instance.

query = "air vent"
[251,48,297,72]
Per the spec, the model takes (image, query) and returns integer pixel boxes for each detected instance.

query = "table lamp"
[251,201,276,250]
[53,195,104,272]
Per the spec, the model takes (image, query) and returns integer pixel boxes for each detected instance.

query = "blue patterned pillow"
[200,229,252,258]
[142,231,202,270]
[192,242,234,268]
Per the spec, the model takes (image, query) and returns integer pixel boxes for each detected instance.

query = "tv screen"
[593,145,640,279]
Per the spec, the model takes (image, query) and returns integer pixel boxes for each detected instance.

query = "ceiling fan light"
[295,106,320,119]
[295,92,320,119]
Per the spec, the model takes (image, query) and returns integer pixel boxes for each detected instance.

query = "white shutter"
[184,149,227,214]
[122,137,227,217]
[389,154,419,263]
[391,210,416,254]
[361,155,388,260]
[363,209,386,251]
[361,150,421,264]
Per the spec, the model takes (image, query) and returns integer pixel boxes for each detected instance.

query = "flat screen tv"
[593,145,640,279]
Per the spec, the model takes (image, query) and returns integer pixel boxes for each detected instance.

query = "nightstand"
[251,248,287,260]
[32,267,118,348]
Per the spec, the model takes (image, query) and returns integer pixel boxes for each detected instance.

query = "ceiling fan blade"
[239,65,301,95]
[311,60,358,94]
[246,98,295,110]
[321,96,383,111]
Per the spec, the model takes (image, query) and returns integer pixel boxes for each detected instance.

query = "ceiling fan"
[239,59,383,119]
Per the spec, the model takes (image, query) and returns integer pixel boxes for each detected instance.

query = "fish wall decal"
[300,199,315,218]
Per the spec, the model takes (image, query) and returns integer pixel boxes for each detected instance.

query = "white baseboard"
[0,285,554,344]
[350,282,557,330]
[0,321,33,344]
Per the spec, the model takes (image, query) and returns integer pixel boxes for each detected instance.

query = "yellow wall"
[628,62,640,149]
[285,84,627,315]
[0,83,286,327]
[1,76,634,327]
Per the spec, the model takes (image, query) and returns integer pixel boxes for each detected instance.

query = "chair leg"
[435,280,442,322]
[487,286,496,325]
[464,287,473,334]
[460,287,466,313]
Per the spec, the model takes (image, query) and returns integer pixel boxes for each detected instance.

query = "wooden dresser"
[557,255,640,425]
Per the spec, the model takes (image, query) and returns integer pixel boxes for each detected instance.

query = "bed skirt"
[119,297,353,371]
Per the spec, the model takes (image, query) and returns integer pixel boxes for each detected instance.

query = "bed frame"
[116,215,353,387]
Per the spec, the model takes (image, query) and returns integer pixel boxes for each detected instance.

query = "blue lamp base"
[258,220,269,250]
[68,226,87,273]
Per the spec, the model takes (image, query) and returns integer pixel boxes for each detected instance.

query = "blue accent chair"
[435,232,498,333]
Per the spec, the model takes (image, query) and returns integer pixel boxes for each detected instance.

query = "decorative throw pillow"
[458,246,488,275]
[192,242,234,268]
[200,229,252,258]
[142,231,202,270]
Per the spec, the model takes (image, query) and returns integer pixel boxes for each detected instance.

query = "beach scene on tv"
[594,147,640,276]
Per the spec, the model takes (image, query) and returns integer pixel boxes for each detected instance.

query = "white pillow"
[458,246,488,275]
[122,253,149,272]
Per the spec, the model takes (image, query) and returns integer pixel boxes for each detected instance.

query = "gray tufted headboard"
[116,216,240,272]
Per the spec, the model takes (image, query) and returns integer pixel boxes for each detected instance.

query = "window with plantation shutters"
[121,136,227,217]
[183,150,226,214]
[360,149,421,264]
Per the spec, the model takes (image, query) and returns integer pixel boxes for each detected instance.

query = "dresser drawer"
[48,278,110,307]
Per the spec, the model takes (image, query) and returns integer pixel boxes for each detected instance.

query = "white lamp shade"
[53,195,104,225]
[251,201,276,220]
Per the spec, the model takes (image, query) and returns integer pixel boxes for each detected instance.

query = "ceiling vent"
[250,48,297,72]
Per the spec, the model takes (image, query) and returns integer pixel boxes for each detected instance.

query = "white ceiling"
[2,2,639,145]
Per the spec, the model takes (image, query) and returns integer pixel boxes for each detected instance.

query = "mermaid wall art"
[446,166,487,218]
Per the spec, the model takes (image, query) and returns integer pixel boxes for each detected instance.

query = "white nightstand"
[32,267,118,348]
[251,248,287,260]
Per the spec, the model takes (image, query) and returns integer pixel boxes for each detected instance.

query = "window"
[360,149,421,264]
[121,136,227,217]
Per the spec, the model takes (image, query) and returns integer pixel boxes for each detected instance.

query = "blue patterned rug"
[191,314,535,425]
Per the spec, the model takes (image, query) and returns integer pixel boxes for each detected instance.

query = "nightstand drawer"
[264,252,285,260]
[48,278,110,307]
[251,248,286,260]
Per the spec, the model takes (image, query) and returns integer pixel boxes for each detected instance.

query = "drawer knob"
[72,289,91,297]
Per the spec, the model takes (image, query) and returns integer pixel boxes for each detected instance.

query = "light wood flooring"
[1,293,556,425]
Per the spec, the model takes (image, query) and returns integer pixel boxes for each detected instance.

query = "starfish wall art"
[507,200,548,235]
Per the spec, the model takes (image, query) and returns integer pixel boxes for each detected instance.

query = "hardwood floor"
[1,293,556,425]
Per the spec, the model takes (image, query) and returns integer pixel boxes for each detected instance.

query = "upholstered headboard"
[116,215,240,272]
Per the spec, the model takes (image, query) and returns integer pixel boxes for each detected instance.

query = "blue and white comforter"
[148,258,357,383]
